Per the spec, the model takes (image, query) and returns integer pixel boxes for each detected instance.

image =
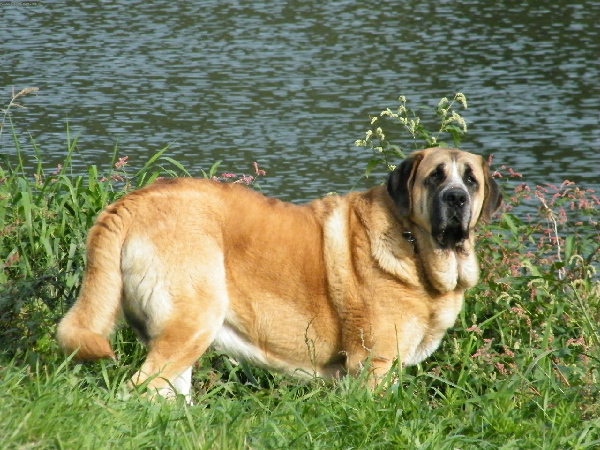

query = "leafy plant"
[355,93,468,175]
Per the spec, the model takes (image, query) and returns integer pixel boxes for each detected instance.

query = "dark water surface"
[2,0,598,201]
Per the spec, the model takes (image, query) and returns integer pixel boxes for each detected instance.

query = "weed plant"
[1,90,599,448]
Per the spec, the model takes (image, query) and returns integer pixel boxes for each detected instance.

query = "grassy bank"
[1,91,599,448]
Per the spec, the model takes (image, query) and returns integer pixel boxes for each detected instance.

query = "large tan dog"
[57,147,501,400]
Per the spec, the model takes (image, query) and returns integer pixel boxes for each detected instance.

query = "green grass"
[1,91,599,448]
[1,339,599,448]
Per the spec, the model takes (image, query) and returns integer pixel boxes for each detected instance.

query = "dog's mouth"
[435,219,469,248]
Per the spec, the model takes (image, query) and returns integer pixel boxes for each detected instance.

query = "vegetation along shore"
[1,89,598,448]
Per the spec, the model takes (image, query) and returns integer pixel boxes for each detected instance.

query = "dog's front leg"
[344,342,395,389]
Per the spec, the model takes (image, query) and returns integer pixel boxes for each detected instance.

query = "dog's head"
[387,148,502,248]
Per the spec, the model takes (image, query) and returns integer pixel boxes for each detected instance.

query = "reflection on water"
[2,0,598,201]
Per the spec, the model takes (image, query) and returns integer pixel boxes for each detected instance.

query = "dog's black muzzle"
[432,187,472,248]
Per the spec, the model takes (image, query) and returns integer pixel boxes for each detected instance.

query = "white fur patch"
[171,366,193,403]
[324,204,348,260]
[457,251,480,288]
[391,317,423,366]
[393,316,444,366]
[121,238,172,337]
[447,160,468,191]
[408,336,445,366]
[213,323,269,366]
[172,366,192,393]
[323,203,352,298]
[430,249,458,292]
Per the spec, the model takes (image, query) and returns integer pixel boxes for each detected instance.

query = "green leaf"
[201,160,223,179]
[159,156,192,177]
[364,159,384,178]
[564,235,574,261]
[502,214,520,234]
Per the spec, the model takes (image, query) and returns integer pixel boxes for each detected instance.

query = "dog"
[57,147,501,400]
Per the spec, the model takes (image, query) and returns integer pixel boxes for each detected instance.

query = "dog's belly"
[212,321,345,379]
[212,323,270,366]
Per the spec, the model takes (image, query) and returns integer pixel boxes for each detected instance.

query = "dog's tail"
[57,202,131,361]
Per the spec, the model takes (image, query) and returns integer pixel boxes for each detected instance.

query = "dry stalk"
[536,193,566,280]
[0,86,39,140]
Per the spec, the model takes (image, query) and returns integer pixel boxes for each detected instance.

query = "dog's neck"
[352,186,480,294]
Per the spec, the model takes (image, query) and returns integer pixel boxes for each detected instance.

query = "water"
[2,0,598,202]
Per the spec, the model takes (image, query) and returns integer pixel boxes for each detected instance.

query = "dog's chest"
[404,290,465,365]
[431,290,464,331]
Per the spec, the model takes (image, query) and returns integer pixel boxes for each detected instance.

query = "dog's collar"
[402,230,417,252]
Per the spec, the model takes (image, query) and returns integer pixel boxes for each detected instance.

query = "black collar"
[402,230,417,252]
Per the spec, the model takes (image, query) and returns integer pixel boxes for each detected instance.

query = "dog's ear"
[387,153,423,217]
[478,160,503,223]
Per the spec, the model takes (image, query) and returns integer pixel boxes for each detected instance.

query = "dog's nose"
[443,188,468,208]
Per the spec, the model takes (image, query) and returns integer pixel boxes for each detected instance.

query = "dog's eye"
[465,174,478,186]
[430,167,445,182]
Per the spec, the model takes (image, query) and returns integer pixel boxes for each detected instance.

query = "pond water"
[2,0,598,202]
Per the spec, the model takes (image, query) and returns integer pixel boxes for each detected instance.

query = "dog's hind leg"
[131,323,215,402]
[130,285,228,402]
[126,245,229,403]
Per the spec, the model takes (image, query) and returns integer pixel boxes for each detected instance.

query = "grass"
[1,89,599,448]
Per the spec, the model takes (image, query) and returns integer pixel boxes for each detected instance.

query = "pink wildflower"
[239,174,254,185]
[115,156,129,169]
[466,325,482,334]
[3,252,19,268]
[495,363,508,375]
[507,167,522,178]
[510,306,532,327]
[471,338,493,359]
[253,162,267,176]
[502,346,515,358]
[566,336,586,348]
